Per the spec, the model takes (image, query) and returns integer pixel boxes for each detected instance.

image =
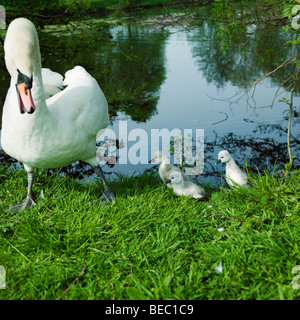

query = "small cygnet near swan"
[152,151,189,187]
[1,18,115,211]
[165,171,206,199]
[217,150,250,188]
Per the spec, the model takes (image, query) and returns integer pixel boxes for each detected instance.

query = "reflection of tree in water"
[187,22,300,92]
[98,24,167,122]
[40,23,167,123]
[0,23,167,125]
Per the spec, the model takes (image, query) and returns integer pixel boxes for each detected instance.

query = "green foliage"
[3,0,59,10]
[282,3,299,20]
[3,0,67,27]
[210,0,296,52]
[283,3,300,45]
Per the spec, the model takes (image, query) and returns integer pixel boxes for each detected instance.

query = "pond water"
[1,14,300,186]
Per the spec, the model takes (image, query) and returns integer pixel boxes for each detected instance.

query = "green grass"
[0,165,300,300]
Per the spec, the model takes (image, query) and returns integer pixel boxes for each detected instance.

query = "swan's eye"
[17,69,33,90]
[16,70,36,114]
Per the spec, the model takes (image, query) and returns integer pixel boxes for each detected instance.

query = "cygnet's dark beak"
[149,157,157,163]
[165,179,171,184]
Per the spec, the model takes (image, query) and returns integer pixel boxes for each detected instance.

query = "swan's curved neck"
[31,70,47,112]
[4,18,47,115]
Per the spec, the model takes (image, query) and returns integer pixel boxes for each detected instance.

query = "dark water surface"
[1,16,299,186]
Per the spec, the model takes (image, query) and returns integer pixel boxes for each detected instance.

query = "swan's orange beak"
[17,82,35,114]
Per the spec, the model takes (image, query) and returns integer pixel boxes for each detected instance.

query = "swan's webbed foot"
[6,196,36,212]
[6,171,35,212]
[100,189,115,205]
[94,165,115,205]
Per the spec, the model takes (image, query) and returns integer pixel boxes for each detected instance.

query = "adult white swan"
[1,17,115,211]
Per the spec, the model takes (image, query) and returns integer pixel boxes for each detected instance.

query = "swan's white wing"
[46,66,108,139]
[42,68,64,99]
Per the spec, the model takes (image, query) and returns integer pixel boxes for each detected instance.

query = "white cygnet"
[165,171,206,199]
[152,151,189,187]
[218,150,250,188]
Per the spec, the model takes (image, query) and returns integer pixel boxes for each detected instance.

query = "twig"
[56,263,88,300]
[286,64,300,175]
[220,54,300,113]
[207,213,245,223]
[211,111,229,126]
[249,53,300,90]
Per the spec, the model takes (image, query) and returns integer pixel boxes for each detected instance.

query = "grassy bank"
[0,165,300,300]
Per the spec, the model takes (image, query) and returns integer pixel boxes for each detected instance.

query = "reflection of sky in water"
[106,29,299,184]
